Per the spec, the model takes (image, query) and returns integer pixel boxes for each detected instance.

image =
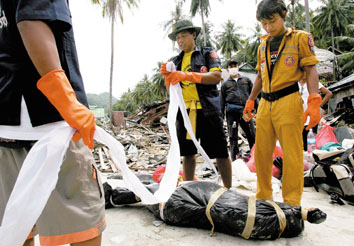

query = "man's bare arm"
[17,20,61,76]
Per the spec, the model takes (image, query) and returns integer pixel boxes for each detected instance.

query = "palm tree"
[162,1,188,50]
[182,0,222,46]
[216,20,243,60]
[239,23,262,67]
[113,89,138,115]
[286,0,306,30]
[313,0,353,53]
[91,0,139,125]
[195,21,216,49]
[151,62,168,100]
[334,24,354,78]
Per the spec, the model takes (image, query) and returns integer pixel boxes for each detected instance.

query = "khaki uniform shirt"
[256,28,319,93]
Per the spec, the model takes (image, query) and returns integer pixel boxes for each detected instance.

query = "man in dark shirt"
[161,20,232,188]
[220,58,255,161]
[0,1,105,245]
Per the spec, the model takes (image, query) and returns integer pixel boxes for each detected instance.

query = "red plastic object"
[153,165,197,183]
[246,146,282,179]
[315,123,338,149]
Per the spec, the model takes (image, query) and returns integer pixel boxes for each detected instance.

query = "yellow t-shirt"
[181,50,202,109]
[181,50,221,109]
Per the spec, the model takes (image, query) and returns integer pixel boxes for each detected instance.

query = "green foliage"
[313,0,353,49]
[87,92,117,114]
[196,21,216,49]
[337,51,354,78]
[334,36,354,52]
[162,1,188,32]
[235,23,262,68]
[189,0,214,18]
[286,0,306,30]
[113,89,138,113]
[216,20,243,60]
[113,62,168,115]
[93,0,139,23]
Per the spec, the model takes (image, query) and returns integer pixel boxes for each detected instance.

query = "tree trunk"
[200,3,207,46]
[304,0,310,32]
[292,1,295,28]
[331,26,336,81]
[109,15,115,127]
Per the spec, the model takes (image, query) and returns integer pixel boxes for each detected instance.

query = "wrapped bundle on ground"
[103,181,326,240]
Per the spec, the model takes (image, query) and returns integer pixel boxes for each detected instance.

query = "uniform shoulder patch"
[308,35,315,52]
[200,66,208,73]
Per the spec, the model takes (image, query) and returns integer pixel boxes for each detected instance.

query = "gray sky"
[70,0,322,98]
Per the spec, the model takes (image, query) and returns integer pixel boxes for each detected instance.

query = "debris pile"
[93,122,170,177]
[127,100,169,126]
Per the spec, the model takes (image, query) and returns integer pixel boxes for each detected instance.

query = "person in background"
[243,0,322,206]
[160,19,232,188]
[299,73,333,151]
[0,1,105,245]
[220,58,255,161]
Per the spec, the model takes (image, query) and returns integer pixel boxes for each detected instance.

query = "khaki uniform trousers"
[255,92,304,206]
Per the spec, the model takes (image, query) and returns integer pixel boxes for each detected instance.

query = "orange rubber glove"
[303,93,322,130]
[242,100,255,122]
[160,63,169,76]
[160,63,172,87]
[166,71,202,85]
[37,70,96,149]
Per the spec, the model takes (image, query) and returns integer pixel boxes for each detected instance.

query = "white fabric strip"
[0,83,218,245]
[169,84,219,182]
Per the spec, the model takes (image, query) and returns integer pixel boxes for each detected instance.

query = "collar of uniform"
[229,75,241,82]
[178,46,201,58]
[259,27,293,41]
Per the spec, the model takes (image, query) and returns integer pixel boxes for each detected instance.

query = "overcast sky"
[70,0,322,99]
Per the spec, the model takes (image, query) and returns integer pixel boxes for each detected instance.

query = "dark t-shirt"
[0,0,88,126]
[269,33,285,72]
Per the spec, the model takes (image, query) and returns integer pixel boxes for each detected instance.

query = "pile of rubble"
[93,122,169,175]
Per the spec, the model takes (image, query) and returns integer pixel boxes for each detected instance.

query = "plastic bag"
[315,123,338,149]
[152,165,197,183]
[246,146,282,179]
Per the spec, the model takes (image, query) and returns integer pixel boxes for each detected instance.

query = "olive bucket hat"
[168,19,201,41]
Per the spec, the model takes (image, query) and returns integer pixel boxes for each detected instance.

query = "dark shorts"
[176,109,229,159]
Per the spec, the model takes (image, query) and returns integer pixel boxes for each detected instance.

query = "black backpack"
[310,148,354,205]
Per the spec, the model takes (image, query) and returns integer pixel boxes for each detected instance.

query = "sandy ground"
[99,176,354,246]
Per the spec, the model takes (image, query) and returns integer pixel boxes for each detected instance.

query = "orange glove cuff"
[308,93,322,103]
[37,70,77,112]
[167,71,202,85]
[185,72,202,84]
[37,70,95,149]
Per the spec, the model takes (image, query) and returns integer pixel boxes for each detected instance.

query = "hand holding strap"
[160,62,170,76]
[37,70,95,149]
[242,100,255,122]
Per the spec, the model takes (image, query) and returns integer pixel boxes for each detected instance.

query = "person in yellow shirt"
[161,20,232,188]
[243,0,321,206]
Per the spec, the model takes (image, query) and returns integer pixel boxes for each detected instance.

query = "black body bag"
[104,181,326,240]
